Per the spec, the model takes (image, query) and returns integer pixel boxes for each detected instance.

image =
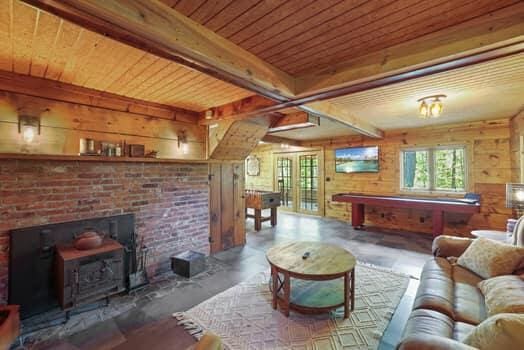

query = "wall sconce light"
[178,131,189,155]
[204,110,214,120]
[18,115,41,143]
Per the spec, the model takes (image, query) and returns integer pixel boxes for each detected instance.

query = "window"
[401,146,466,192]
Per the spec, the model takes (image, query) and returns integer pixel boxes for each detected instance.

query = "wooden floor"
[28,212,432,350]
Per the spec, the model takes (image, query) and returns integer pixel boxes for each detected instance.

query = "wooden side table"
[471,230,511,243]
[266,242,356,319]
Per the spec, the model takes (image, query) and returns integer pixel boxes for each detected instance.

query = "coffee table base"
[270,266,355,319]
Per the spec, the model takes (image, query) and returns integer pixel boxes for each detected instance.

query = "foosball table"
[245,190,281,231]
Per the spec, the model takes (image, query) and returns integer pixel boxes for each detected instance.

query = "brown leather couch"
[397,235,512,350]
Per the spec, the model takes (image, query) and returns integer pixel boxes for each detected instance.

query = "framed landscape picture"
[335,146,379,173]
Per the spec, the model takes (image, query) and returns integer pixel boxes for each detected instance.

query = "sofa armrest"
[432,235,474,258]
[397,334,478,350]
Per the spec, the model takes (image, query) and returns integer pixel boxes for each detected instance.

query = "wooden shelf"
[0,153,214,164]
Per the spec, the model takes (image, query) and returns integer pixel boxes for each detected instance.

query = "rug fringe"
[172,312,205,339]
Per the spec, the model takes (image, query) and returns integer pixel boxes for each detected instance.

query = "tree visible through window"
[402,146,466,192]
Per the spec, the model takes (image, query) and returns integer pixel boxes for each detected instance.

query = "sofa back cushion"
[457,237,524,279]
[462,313,524,349]
[478,275,524,316]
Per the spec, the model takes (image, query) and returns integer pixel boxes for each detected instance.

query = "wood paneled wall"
[248,119,514,235]
[510,110,524,183]
[245,144,274,191]
[0,91,206,159]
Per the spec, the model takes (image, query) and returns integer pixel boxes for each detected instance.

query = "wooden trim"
[261,135,301,146]
[267,112,318,133]
[23,0,295,100]
[0,153,225,164]
[0,70,199,123]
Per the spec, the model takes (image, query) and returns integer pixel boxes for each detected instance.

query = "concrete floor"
[31,211,433,349]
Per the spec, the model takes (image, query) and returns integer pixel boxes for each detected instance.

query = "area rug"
[174,264,410,349]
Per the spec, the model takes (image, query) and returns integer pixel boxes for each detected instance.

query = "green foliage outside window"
[402,147,466,192]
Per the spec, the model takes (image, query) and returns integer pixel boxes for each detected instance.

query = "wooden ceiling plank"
[188,0,234,24]
[171,0,208,18]
[29,9,60,77]
[62,29,103,85]
[141,68,200,101]
[12,0,37,75]
[23,0,295,99]
[105,51,157,92]
[255,0,382,62]
[97,45,146,91]
[265,0,421,68]
[56,26,98,84]
[228,0,316,45]
[118,57,170,96]
[296,3,524,96]
[198,0,260,32]
[128,61,182,99]
[282,0,515,74]
[241,0,343,51]
[0,0,13,72]
[215,0,288,39]
[0,69,199,122]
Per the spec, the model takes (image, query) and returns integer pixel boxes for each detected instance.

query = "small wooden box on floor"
[245,190,281,231]
[171,250,206,278]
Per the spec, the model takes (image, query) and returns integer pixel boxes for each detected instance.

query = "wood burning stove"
[9,214,137,319]
[55,239,125,309]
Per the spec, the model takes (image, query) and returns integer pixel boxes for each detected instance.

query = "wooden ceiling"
[0,0,253,112]
[165,0,520,75]
[328,53,524,130]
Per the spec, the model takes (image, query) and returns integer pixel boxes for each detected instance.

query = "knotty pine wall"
[248,119,514,236]
[510,110,524,183]
[0,91,206,158]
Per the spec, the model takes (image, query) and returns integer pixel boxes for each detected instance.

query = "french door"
[274,151,323,215]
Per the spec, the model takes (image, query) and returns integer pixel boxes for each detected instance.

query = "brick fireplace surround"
[0,160,210,304]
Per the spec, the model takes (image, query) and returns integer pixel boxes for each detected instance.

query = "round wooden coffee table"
[266,241,356,318]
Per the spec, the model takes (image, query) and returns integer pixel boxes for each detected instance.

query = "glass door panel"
[276,157,293,209]
[299,154,319,213]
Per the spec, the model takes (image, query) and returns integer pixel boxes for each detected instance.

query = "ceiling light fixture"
[204,110,214,120]
[417,95,446,119]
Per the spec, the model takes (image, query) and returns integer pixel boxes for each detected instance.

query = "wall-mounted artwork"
[335,146,379,173]
[246,155,260,176]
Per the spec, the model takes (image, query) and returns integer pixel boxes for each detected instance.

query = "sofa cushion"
[402,309,475,341]
[457,237,524,279]
[463,313,524,349]
[413,257,486,325]
[478,275,524,316]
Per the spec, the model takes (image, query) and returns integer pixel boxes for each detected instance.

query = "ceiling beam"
[261,135,301,146]
[295,3,524,96]
[267,112,319,133]
[0,70,199,122]
[200,95,384,138]
[23,0,296,100]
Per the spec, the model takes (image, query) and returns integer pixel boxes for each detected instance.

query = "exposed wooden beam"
[0,70,199,123]
[296,4,524,96]
[301,102,384,138]
[267,112,319,133]
[261,135,301,147]
[23,0,295,100]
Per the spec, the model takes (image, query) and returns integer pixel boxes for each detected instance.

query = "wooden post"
[344,271,350,319]
[351,268,355,311]
[283,272,291,317]
[271,266,278,310]
[270,207,277,226]
[351,203,365,229]
[254,209,262,231]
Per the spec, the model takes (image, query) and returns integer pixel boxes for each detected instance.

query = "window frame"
[400,145,468,194]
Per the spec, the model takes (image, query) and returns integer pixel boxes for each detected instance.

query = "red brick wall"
[0,160,210,304]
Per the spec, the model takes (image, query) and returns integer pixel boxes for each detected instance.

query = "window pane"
[434,148,465,191]
[403,150,429,189]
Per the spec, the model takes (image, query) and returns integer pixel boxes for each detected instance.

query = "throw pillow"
[478,275,524,316]
[462,313,524,349]
[457,237,524,279]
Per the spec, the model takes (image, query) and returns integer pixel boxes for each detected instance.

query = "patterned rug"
[174,264,410,349]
